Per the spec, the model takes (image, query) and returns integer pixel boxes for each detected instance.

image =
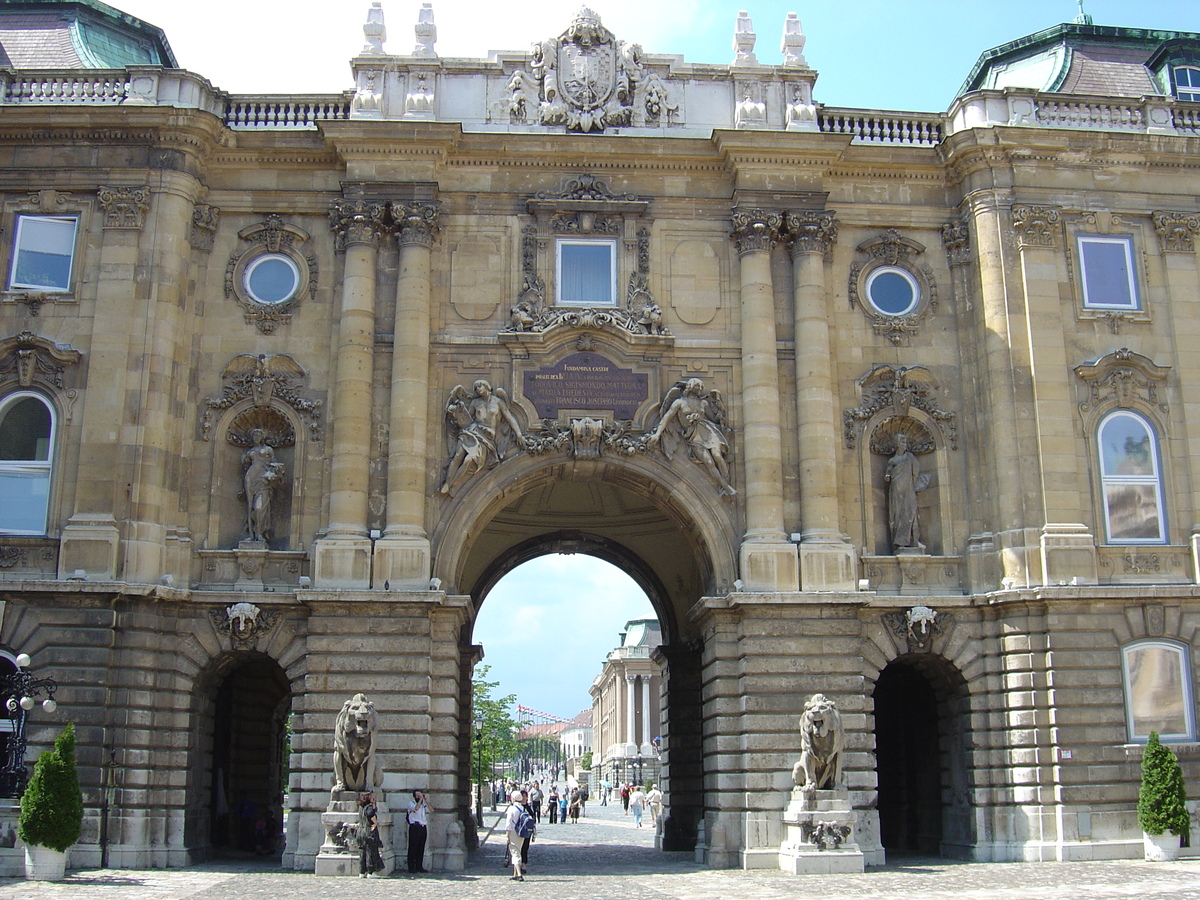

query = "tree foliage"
[471,665,519,784]
[19,724,83,853]
[1137,731,1190,840]
[580,751,593,771]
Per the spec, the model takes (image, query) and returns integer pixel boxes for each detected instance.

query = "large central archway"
[434,457,735,852]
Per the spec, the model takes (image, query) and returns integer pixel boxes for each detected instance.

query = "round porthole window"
[865,266,920,317]
[244,254,301,305]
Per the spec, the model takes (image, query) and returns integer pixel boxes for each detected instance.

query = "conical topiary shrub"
[1137,731,1189,842]
[18,723,83,853]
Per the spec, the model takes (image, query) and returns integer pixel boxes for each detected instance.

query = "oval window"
[865,267,920,317]
[244,254,300,305]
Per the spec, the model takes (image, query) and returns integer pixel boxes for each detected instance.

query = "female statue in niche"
[242,428,285,542]
[884,433,931,552]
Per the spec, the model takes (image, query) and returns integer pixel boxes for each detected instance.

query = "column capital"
[1152,211,1200,253]
[941,219,971,267]
[393,200,441,248]
[1011,204,1061,251]
[328,199,388,249]
[731,208,783,256]
[97,185,150,230]
[786,209,837,259]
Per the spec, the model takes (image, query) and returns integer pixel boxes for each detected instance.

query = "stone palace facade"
[0,0,1199,872]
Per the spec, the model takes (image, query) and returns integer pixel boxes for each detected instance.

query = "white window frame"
[1077,234,1140,311]
[864,265,921,317]
[243,253,301,305]
[8,215,78,293]
[1097,409,1166,545]
[1174,65,1200,102]
[555,238,617,308]
[0,392,56,536]
[1121,640,1196,743]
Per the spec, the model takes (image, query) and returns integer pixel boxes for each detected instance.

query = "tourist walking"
[621,782,630,813]
[646,783,663,826]
[578,781,589,816]
[529,781,543,822]
[630,784,646,827]
[406,789,431,873]
[546,786,559,824]
[357,792,385,879]
[568,787,581,823]
[558,789,568,823]
[504,790,534,881]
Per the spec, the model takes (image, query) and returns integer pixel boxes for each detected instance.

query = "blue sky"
[119,1,1197,111]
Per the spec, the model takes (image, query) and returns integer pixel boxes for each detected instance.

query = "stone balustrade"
[818,108,943,145]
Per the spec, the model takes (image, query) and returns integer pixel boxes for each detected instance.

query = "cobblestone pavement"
[1,801,1198,900]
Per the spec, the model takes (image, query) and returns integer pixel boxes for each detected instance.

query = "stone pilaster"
[965,192,1038,587]
[1153,212,1200,580]
[787,210,855,590]
[313,200,386,588]
[374,201,440,589]
[731,209,799,592]
[1012,205,1097,585]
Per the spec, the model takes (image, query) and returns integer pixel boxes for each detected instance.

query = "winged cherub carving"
[439,380,526,497]
[647,378,735,496]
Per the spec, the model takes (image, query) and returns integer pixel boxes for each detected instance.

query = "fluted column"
[374,201,440,589]
[312,199,386,588]
[731,209,799,592]
[788,210,856,590]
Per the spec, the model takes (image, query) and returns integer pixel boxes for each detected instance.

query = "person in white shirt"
[406,790,432,874]
[504,791,531,881]
[629,785,646,827]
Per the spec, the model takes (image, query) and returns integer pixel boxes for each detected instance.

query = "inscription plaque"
[524,352,648,419]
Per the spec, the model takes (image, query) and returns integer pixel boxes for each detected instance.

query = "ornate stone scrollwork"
[504,8,674,132]
[190,204,220,252]
[843,364,957,450]
[0,331,82,390]
[328,200,388,250]
[393,201,440,247]
[731,208,782,255]
[881,605,952,653]
[202,354,322,442]
[97,185,150,230]
[940,219,971,267]
[1074,347,1170,417]
[1152,211,1200,253]
[1011,205,1061,250]
[209,601,276,649]
[848,230,938,345]
[526,417,647,460]
[787,210,837,258]
[225,215,319,333]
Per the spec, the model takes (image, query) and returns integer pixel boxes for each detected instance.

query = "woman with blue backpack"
[504,790,535,881]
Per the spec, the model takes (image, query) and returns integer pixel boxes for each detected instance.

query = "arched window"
[1121,640,1195,743]
[0,393,55,535]
[1097,410,1165,544]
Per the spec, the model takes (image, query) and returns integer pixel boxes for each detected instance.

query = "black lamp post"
[0,653,58,798]
[634,754,644,787]
[473,712,484,827]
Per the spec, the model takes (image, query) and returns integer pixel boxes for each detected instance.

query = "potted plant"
[18,723,82,881]
[1137,730,1189,861]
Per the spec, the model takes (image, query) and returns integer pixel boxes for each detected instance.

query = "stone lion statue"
[332,693,381,795]
[791,693,845,793]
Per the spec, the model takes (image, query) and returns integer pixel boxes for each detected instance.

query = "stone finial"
[732,10,758,66]
[413,2,437,58]
[362,1,386,55]
[780,13,806,67]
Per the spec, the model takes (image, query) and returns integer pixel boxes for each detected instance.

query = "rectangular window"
[8,215,78,292]
[1122,642,1195,742]
[556,239,617,307]
[1077,234,1139,311]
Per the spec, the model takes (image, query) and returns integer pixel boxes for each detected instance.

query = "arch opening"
[188,653,291,858]
[873,655,972,859]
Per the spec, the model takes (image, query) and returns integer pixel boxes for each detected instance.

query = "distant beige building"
[590,620,662,789]
[1,0,1199,875]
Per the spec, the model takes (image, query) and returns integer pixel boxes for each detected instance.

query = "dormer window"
[1173,65,1200,101]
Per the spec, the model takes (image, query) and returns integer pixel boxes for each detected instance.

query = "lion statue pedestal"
[314,791,396,877]
[778,787,864,875]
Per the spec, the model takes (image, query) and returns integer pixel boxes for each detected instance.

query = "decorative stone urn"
[24,845,66,881]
